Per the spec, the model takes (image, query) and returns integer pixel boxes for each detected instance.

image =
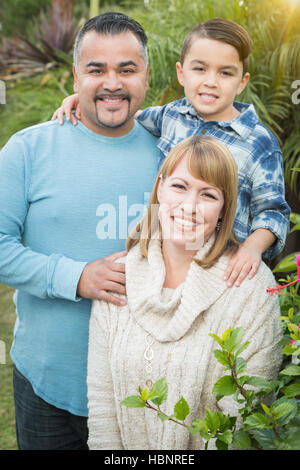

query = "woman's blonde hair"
[126,135,239,268]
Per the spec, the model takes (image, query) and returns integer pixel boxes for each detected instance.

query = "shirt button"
[201,129,207,134]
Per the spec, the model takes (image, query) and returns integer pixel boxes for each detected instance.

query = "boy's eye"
[193,67,205,72]
[221,71,233,76]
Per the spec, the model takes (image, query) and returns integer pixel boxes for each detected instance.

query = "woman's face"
[157,155,224,251]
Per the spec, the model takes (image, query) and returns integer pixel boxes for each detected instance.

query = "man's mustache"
[94,93,130,102]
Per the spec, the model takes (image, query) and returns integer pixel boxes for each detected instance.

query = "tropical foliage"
[0,0,299,195]
[122,252,300,450]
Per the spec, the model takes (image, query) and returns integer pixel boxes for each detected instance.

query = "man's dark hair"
[73,12,148,68]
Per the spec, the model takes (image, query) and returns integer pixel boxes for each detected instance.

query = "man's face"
[176,37,250,122]
[73,31,149,136]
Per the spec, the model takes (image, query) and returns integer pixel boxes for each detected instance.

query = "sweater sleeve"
[0,134,87,300]
[87,299,123,450]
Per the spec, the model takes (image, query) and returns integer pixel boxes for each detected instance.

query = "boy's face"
[176,37,250,122]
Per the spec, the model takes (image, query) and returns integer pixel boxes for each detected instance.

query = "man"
[0,12,160,450]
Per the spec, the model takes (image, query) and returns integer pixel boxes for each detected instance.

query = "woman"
[87,135,282,450]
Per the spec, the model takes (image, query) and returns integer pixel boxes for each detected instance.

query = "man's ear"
[176,62,184,87]
[73,64,79,93]
[237,72,250,95]
[145,63,149,92]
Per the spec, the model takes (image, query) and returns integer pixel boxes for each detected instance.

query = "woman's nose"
[180,191,200,213]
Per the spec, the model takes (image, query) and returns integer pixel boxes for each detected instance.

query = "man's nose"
[102,72,122,91]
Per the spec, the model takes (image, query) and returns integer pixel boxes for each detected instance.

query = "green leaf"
[221,328,232,342]
[277,430,300,450]
[232,429,252,449]
[213,349,230,366]
[218,412,234,432]
[251,429,277,450]
[188,419,211,440]
[280,365,300,376]
[270,397,298,426]
[271,401,296,420]
[235,341,250,357]
[288,307,294,320]
[244,375,278,393]
[217,430,233,445]
[174,396,190,421]
[205,409,220,434]
[261,403,271,416]
[273,252,298,273]
[244,412,270,429]
[226,327,244,353]
[140,388,150,401]
[281,383,300,398]
[149,377,168,406]
[213,375,237,396]
[209,333,224,348]
[120,395,146,408]
[235,357,247,375]
[215,438,228,450]
[157,411,170,422]
[282,344,300,356]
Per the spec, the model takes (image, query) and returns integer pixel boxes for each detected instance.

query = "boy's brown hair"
[180,18,252,75]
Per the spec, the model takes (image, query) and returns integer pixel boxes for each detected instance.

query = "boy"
[52,18,290,288]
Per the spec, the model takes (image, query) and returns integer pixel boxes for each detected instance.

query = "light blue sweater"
[0,119,160,416]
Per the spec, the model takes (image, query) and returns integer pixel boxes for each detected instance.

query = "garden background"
[0,0,299,450]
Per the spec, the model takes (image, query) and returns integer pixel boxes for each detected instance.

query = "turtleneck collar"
[125,236,229,342]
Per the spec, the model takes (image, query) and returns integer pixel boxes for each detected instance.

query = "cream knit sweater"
[87,237,282,450]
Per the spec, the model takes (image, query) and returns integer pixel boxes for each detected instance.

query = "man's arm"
[0,134,126,305]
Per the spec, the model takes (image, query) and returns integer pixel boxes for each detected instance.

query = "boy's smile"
[176,37,250,122]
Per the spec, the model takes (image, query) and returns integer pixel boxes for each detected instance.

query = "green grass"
[0,283,17,450]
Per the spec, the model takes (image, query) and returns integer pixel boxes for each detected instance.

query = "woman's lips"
[172,216,200,231]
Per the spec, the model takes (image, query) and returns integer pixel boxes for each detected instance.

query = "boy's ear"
[73,64,79,93]
[237,72,250,95]
[176,62,184,87]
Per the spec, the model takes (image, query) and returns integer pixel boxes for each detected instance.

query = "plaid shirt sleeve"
[248,149,290,259]
[137,106,166,137]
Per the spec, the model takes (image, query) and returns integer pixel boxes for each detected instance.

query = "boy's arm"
[249,149,290,258]
[225,148,290,287]
[136,105,167,137]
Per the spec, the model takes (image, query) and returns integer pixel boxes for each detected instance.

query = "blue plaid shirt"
[137,98,290,259]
